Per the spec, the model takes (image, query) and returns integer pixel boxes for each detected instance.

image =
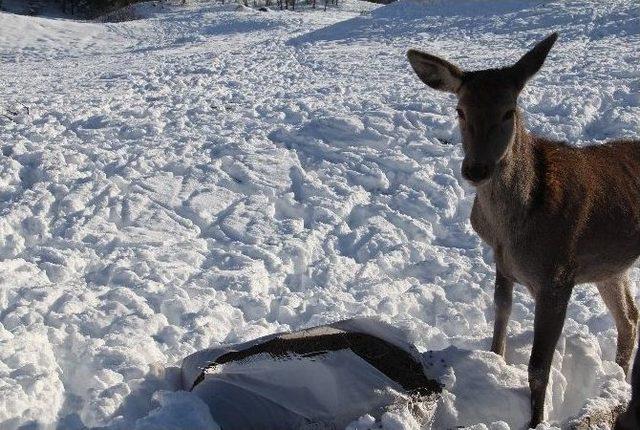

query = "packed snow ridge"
[0,0,639,429]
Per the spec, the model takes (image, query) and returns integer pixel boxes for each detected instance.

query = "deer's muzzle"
[461,160,494,185]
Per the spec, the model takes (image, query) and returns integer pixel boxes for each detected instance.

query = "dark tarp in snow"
[181,318,441,430]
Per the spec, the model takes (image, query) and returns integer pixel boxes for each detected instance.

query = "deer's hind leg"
[596,272,639,374]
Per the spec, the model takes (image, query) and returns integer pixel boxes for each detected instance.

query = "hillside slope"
[0,0,639,429]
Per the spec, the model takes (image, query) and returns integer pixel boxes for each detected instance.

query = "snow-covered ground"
[0,0,639,429]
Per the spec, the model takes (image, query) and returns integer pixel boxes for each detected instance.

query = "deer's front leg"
[490,269,513,357]
[528,282,573,428]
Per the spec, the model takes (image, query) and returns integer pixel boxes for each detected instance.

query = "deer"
[407,33,640,428]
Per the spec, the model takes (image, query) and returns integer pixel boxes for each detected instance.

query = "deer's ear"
[407,50,464,94]
[511,32,558,90]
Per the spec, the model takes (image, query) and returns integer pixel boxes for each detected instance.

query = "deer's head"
[407,33,557,186]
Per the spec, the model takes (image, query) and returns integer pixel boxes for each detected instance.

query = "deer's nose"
[461,161,493,184]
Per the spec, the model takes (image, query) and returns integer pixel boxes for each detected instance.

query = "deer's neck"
[477,111,539,220]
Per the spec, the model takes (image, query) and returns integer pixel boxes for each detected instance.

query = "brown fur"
[408,33,640,428]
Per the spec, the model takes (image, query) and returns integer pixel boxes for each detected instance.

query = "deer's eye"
[456,109,465,120]
[503,109,515,121]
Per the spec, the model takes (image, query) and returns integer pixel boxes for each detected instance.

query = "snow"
[0,0,638,429]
